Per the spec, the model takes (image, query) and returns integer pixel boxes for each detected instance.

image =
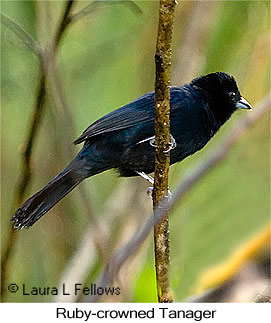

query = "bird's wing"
[74,93,155,145]
[74,87,185,145]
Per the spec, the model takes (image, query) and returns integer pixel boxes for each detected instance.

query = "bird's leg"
[135,171,154,198]
[135,171,154,185]
[135,135,176,199]
[135,171,172,201]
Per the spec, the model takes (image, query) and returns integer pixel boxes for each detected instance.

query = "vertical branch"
[1,0,75,300]
[153,0,176,303]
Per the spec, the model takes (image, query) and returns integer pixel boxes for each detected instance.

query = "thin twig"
[0,13,42,57]
[87,93,270,302]
[43,2,104,246]
[53,0,75,48]
[1,0,75,300]
[153,0,176,303]
[69,0,142,23]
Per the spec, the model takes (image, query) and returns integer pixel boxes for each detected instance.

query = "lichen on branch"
[153,0,176,303]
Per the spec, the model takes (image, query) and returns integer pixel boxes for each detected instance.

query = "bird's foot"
[165,189,172,201]
[136,134,177,153]
[135,170,172,201]
[164,134,177,153]
[149,134,177,153]
[146,186,172,202]
[147,186,153,198]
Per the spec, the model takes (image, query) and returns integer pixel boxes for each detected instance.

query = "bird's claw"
[147,186,153,198]
[150,134,177,153]
[164,134,177,153]
[165,189,172,201]
[148,134,177,153]
[146,186,172,202]
[135,170,172,201]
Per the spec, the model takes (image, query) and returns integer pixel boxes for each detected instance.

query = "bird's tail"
[11,161,88,230]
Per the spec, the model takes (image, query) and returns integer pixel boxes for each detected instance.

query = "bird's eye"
[229,92,236,99]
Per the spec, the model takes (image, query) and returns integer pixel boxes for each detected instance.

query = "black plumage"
[11,72,252,229]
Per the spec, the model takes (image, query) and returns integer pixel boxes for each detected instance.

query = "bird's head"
[191,72,252,125]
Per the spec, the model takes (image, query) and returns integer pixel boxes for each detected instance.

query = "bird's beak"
[235,97,252,110]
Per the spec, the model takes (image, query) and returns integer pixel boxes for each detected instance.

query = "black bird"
[11,72,252,229]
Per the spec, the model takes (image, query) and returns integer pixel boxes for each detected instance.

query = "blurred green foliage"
[1,1,270,302]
